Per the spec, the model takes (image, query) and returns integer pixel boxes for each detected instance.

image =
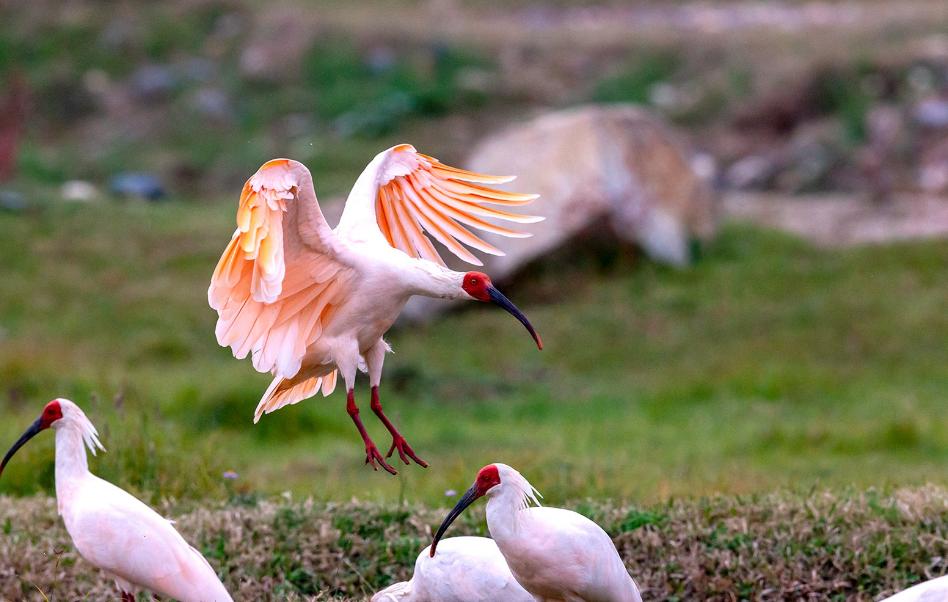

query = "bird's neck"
[485,488,530,544]
[54,427,90,503]
[406,260,465,300]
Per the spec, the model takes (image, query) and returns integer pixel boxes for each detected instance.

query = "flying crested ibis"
[208,145,543,475]
[431,463,642,602]
[372,536,533,602]
[0,399,233,602]
[880,575,948,602]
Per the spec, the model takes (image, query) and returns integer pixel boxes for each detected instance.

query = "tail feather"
[371,580,412,602]
[253,368,339,423]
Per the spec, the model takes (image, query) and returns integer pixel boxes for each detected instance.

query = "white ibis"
[372,536,533,602]
[0,399,233,602]
[208,145,543,474]
[431,463,642,602]
[880,575,948,602]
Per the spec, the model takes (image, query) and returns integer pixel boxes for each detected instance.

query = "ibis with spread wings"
[209,145,543,474]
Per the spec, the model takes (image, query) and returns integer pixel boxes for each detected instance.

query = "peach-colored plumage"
[209,145,543,474]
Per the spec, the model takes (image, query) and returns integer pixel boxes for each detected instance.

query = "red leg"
[371,386,428,468]
[347,389,397,475]
[121,592,136,602]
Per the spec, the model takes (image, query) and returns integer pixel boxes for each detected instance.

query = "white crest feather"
[496,463,543,511]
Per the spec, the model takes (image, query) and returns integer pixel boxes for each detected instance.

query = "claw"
[370,386,429,469]
[366,444,397,475]
[386,436,429,468]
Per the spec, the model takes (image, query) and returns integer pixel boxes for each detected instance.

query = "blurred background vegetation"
[0,0,946,508]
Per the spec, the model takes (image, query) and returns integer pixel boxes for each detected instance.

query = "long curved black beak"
[487,286,543,350]
[430,484,480,557]
[0,417,43,479]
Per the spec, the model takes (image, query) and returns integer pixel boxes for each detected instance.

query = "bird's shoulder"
[71,476,187,541]
[527,506,613,543]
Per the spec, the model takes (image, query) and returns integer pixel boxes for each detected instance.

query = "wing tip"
[260,158,291,170]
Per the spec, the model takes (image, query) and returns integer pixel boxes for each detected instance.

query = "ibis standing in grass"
[372,536,534,602]
[431,463,642,602]
[0,399,233,602]
[208,145,543,474]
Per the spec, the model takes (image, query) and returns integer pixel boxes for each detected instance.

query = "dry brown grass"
[1,486,945,601]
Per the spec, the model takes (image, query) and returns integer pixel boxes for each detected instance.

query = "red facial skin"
[0,400,63,479]
[39,400,63,429]
[474,464,501,496]
[430,464,503,557]
[462,271,493,302]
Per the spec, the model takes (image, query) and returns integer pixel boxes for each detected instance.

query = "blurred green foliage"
[0,7,492,190]
[593,50,680,106]
[302,39,490,136]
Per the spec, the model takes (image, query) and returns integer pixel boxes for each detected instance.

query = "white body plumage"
[372,536,533,602]
[879,575,948,602]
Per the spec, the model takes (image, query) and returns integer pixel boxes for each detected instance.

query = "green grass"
[0,200,945,507]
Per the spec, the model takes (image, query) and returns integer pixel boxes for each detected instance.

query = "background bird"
[0,398,233,602]
[372,536,534,602]
[208,145,543,475]
[431,463,642,602]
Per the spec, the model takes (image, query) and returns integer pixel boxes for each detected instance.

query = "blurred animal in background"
[403,105,717,321]
[0,71,29,182]
[372,536,533,602]
[431,463,642,602]
[209,145,543,475]
[0,399,233,602]
[467,106,715,266]
[879,574,948,602]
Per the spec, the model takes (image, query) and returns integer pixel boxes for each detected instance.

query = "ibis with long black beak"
[0,398,233,602]
[431,463,642,602]
[208,145,543,475]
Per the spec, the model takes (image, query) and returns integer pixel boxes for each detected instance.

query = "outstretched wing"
[340,144,542,266]
[209,159,354,380]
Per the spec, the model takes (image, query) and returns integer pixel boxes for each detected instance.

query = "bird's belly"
[324,287,408,351]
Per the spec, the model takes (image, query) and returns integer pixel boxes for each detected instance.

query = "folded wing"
[208,159,354,380]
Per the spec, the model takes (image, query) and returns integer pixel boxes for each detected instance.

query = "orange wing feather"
[374,146,541,266]
[209,159,352,385]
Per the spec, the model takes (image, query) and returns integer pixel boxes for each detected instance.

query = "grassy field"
[1,486,945,600]
[0,199,945,508]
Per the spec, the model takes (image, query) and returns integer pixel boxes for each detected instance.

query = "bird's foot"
[365,442,398,475]
[386,435,429,468]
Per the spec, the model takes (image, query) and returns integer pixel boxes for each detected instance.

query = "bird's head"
[430,463,541,557]
[460,271,542,350]
[0,398,104,479]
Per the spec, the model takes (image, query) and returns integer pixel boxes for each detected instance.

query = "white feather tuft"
[495,463,542,512]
